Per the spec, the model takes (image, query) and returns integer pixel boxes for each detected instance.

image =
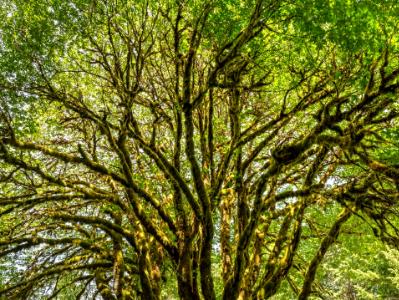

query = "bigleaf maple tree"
[0,0,398,299]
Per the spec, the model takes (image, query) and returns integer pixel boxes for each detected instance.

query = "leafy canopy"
[0,0,399,299]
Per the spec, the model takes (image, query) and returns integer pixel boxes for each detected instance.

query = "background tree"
[0,0,398,299]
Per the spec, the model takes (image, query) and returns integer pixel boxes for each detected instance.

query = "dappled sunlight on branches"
[0,0,398,299]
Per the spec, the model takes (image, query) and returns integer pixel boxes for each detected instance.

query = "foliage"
[0,0,398,299]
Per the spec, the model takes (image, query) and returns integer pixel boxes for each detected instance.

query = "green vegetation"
[0,0,398,299]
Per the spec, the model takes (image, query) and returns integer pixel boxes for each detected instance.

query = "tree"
[0,0,398,299]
